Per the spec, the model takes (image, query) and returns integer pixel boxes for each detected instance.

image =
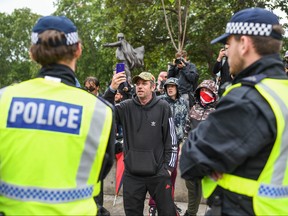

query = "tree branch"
[161,0,178,51]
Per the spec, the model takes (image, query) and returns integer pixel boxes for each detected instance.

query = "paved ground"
[103,194,209,216]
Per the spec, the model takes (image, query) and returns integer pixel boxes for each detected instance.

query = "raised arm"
[103,41,122,48]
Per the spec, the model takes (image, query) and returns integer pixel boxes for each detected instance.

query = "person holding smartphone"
[212,45,233,93]
[115,63,132,94]
[103,71,178,216]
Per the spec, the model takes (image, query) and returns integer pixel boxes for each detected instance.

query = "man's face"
[114,92,123,103]
[85,81,99,95]
[135,79,155,99]
[159,72,167,81]
[166,84,177,98]
[226,36,245,77]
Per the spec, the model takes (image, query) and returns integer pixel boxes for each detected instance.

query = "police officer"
[0,16,115,215]
[180,8,287,215]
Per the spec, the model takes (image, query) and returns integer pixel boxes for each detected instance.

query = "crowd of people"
[0,7,288,216]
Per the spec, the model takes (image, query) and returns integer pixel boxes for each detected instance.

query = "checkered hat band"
[66,32,79,45]
[0,181,93,203]
[226,22,273,37]
[31,32,79,45]
[259,184,288,198]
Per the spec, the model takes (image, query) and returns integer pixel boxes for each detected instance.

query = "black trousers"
[123,169,177,216]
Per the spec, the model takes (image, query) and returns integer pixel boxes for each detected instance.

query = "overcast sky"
[0,0,56,15]
[0,1,287,36]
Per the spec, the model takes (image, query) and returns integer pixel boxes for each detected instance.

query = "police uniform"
[0,71,114,215]
[0,16,115,215]
[180,8,288,215]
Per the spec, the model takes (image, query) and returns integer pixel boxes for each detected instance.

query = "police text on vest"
[7,97,82,134]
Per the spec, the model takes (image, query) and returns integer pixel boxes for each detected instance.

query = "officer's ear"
[75,42,82,59]
[29,49,35,62]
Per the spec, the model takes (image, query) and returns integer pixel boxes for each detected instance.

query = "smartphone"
[116,63,125,73]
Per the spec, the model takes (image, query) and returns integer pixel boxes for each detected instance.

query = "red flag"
[113,151,125,206]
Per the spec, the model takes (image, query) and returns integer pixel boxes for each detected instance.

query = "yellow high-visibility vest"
[202,78,288,215]
[0,77,113,215]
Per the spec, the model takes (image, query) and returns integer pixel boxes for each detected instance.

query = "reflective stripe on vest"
[202,78,288,215]
[0,181,93,203]
[76,99,110,185]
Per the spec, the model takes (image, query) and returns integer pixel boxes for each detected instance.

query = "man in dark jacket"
[168,50,198,107]
[212,45,233,93]
[180,7,287,216]
[103,72,178,216]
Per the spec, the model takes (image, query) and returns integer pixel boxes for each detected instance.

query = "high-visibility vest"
[202,78,288,215]
[0,77,113,215]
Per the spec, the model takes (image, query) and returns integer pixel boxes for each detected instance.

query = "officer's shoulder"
[97,96,114,111]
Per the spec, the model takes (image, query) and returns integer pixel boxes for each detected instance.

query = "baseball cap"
[132,72,155,84]
[211,7,282,44]
[31,16,79,46]
[285,51,288,58]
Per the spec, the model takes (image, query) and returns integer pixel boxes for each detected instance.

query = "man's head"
[29,16,81,67]
[158,71,168,81]
[115,90,124,103]
[164,78,179,100]
[132,72,156,103]
[211,8,284,76]
[174,50,188,68]
[84,76,100,96]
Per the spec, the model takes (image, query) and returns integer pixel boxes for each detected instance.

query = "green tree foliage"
[0,0,287,88]
[0,9,40,87]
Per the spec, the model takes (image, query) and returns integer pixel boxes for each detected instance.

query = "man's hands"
[173,58,185,68]
[110,71,127,91]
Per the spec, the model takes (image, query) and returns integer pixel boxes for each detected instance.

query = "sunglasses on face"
[84,86,96,92]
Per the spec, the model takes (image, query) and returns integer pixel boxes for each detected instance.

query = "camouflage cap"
[164,77,179,87]
[132,72,155,84]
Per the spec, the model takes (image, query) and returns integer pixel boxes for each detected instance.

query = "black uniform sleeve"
[180,86,276,180]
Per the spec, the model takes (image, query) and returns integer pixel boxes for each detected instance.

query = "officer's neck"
[57,59,77,73]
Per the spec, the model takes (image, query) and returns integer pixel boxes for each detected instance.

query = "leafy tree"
[0,0,287,88]
[0,9,40,88]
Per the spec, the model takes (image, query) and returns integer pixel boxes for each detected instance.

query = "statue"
[103,33,145,83]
